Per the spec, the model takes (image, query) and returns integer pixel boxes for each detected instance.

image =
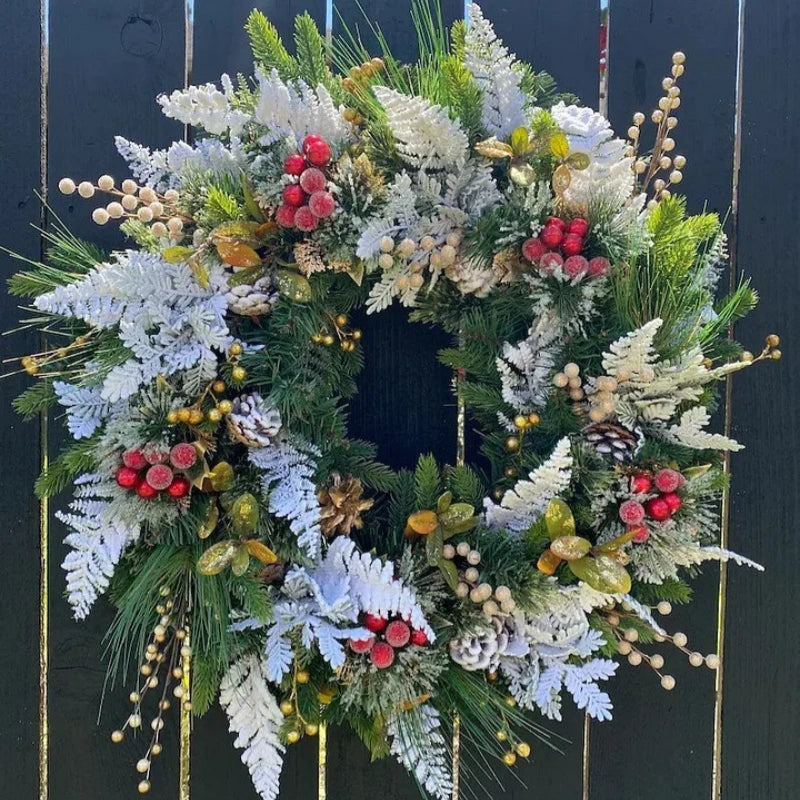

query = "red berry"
[349,636,375,654]
[662,492,683,513]
[122,449,147,470]
[308,190,335,219]
[545,216,566,230]
[522,237,547,263]
[304,140,332,167]
[145,464,174,491]
[166,476,191,499]
[629,523,650,543]
[539,251,564,274]
[282,183,307,207]
[370,641,395,669]
[630,475,653,494]
[410,629,429,647]
[587,256,610,277]
[540,225,564,250]
[564,255,589,279]
[299,167,327,194]
[568,218,589,237]
[284,153,307,176]
[645,497,672,522]
[301,134,325,151]
[561,233,584,257]
[363,614,387,633]
[276,204,297,228]
[116,466,139,489]
[144,448,169,465]
[136,481,158,500]
[619,499,646,525]
[294,205,319,232]
[654,468,682,493]
[169,442,197,471]
[385,620,411,648]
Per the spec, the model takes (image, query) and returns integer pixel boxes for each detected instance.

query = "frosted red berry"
[561,233,584,257]
[301,134,325,150]
[587,256,610,277]
[410,629,429,647]
[564,255,589,279]
[145,464,174,491]
[654,468,682,493]
[136,481,158,500]
[370,641,395,669]
[122,449,147,470]
[299,167,327,194]
[294,205,319,231]
[166,476,191,499]
[662,492,683,513]
[349,636,375,654]
[630,474,653,494]
[522,237,547,263]
[363,614,387,633]
[385,620,411,648]
[629,523,650,543]
[568,218,589,237]
[645,497,672,522]
[276,204,297,228]
[308,191,335,219]
[545,216,566,230]
[284,153,307,176]
[282,183,307,207]
[116,466,139,489]
[145,448,169,465]
[304,140,331,167]
[169,442,197,470]
[540,225,564,249]
[619,499,646,525]
[539,252,564,274]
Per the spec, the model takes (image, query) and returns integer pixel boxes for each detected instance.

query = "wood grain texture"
[0,4,44,800]
[46,2,185,798]
[724,1,800,797]
[590,2,739,798]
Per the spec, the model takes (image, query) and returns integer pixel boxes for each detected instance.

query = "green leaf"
[197,540,237,576]
[163,245,193,264]
[550,132,570,159]
[242,175,266,222]
[230,493,260,536]
[437,491,453,513]
[569,555,631,594]
[550,535,592,561]
[566,151,590,170]
[275,270,312,302]
[509,126,531,155]
[425,525,444,567]
[231,544,251,576]
[545,499,575,540]
[439,559,459,591]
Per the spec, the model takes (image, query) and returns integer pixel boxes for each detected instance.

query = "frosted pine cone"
[449,616,527,671]
[225,276,278,316]
[583,421,640,462]
[226,393,282,447]
[317,473,374,537]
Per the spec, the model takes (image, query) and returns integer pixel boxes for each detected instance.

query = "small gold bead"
[183,702,193,712]
[138,780,151,794]
[766,334,780,348]
[140,664,152,676]
[504,696,516,707]
[296,670,310,684]
[502,751,517,766]
[304,723,319,736]
[771,349,782,360]
[280,700,294,716]
[207,408,222,422]
[739,350,754,363]
[230,343,243,356]
[159,700,170,711]
[231,366,246,382]
[286,730,301,744]
[495,730,507,742]
[212,380,226,393]
[151,743,162,756]
[176,408,191,423]
[218,400,233,415]
[352,329,362,341]
[515,742,531,758]
[166,410,179,424]
[322,334,335,346]
[505,436,520,452]
[172,667,183,680]
[527,412,540,426]
[487,671,498,682]
[504,467,517,479]
[513,415,528,429]
[334,314,348,327]
[492,487,504,500]
[110,730,124,743]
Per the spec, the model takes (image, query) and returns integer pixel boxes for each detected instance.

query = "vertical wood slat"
[725,1,800,797]
[189,6,326,799]
[591,2,739,799]
[0,3,44,800]
[45,2,186,798]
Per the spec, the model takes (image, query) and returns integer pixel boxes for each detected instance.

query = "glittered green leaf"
[550,535,592,561]
[426,525,444,567]
[437,491,453,514]
[275,269,312,302]
[197,540,237,575]
[439,559,459,591]
[545,498,575,540]
[550,132,570,160]
[230,492,260,536]
[566,151,590,170]
[163,246,193,264]
[231,543,251,576]
[569,555,631,594]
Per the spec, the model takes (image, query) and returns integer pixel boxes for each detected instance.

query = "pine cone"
[449,616,526,671]
[225,276,278,316]
[226,393,282,448]
[317,473,374,537]
[583,421,640,462]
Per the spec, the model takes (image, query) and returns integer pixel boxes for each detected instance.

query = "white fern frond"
[661,406,744,451]
[602,319,662,383]
[158,74,248,135]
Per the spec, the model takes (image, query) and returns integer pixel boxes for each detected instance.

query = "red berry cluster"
[348,613,429,670]
[115,443,197,501]
[521,217,609,281]
[276,135,336,232]
[618,469,686,542]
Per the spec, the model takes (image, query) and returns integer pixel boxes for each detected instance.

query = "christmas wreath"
[7,4,779,798]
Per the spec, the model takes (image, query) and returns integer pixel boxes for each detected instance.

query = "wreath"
[8,4,779,799]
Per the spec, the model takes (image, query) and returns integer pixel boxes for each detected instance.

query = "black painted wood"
[46,2,185,798]
[725,1,800,798]
[0,5,44,800]
[589,2,740,798]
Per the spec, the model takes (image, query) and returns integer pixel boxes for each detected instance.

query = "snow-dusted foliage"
[464,4,527,137]
[484,437,573,531]
[254,69,351,147]
[661,406,744,451]
[220,655,285,800]
[158,74,249,136]
[53,381,124,439]
[58,474,141,619]
[388,705,453,800]
[374,87,469,171]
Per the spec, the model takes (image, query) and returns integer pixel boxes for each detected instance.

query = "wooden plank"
[486,0,600,107]
[46,2,186,797]
[724,0,800,797]
[590,1,739,798]
[190,3,327,798]
[0,4,44,800]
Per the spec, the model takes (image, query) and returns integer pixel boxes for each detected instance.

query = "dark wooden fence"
[1,1,798,798]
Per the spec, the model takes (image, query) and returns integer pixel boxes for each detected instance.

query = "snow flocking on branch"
[484,437,573,532]
[158,74,249,136]
[219,654,285,800]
